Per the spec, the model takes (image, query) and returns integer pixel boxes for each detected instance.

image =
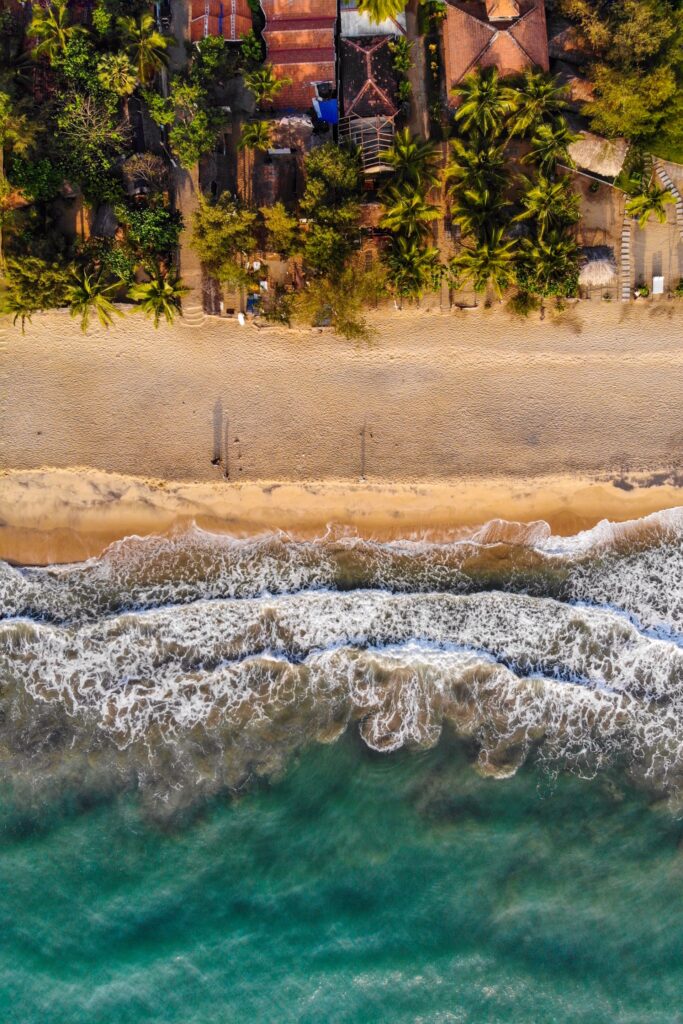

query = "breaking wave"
[3,508,683,817]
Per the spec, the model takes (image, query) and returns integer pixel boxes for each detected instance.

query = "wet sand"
[2,301,683,563]
[3,467,683,566]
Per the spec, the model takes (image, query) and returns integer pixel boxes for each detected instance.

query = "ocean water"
[2,514,683,1021]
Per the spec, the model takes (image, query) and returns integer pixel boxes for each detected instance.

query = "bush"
[9,157,64,203]
[116,203,183,264]
[78,236,137,284]
[507,290,541,317]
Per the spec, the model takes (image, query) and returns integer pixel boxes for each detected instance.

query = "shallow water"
[2,513,683,1020]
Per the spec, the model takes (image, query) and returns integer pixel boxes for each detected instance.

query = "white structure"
[340,2,406,37]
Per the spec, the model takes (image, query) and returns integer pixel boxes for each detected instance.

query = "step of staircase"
[180,305,207,328]
[653,159,683,240]
[620,216,632,302]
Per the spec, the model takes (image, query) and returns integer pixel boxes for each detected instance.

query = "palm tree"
[97,54,137,121]
[67,268,124,333]
[28,0,86,62]
[514,175,579,236]
[119,13,170,85]
[244,64,292,108]
[3,292,34,333]
[357,0,405,22]
[626,182,675,228]
[522,122,577,175]
[383,236,442,302]
[237,120,273,152]
[378,128,440,191]
[128,270,188,327]
[380,188,440,238]
[444,136,506,196]
[520,228,579,296]
[450,185,510,239]
[451,226,516,294]
[509,69,569,137]
[452,67,515,137]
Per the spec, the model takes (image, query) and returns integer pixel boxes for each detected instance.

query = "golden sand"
[2,301,683,563]
[2,468,683,565]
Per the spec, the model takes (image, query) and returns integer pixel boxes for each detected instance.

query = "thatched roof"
[579,246,617,287]
[568,132,629,178]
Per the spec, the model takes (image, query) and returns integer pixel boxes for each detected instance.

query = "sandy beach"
[2,300,683,563]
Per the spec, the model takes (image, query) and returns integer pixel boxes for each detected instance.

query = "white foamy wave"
[2,591,683,797]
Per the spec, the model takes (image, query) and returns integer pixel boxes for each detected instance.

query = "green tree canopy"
[119,13,171,85]
[383,236,442,302]
[450,227,517,294]
[261,202,299,257]
[380,187,441,238]
[191,194,258,283]
[452,67,515,137]
[625,181,675,227]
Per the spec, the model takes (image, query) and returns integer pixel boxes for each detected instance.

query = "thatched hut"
[568,132,629,179]
[579,246,617,287]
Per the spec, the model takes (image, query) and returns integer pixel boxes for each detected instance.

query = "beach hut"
[568,132,629,180]
[579,246,617,288]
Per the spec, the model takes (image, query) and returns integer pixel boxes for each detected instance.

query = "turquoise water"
[1,736,683,1023]
[4,517,683,1022]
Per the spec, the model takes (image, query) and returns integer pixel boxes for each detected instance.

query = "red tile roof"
[485,0,520,19]
[443,0,549,98]
[190,0,252,42]
[261,0,337,111]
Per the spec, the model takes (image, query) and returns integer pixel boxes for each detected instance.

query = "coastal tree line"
[1,0,681,334]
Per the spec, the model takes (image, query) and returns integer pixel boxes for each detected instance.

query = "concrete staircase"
[620,215,632,301]
[653,159,683,241]
[179,304,206,328]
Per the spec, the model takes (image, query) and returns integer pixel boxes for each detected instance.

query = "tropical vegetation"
[0,0,265,327]
[558,0,683,160]
[447,67,581,304]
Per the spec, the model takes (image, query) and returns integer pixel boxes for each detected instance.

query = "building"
[260,0,337,112]
[341,36,400,120]
[443,0,549,100]
[339,34,401,173]
[190,0,252,42]
[340,0,406,38]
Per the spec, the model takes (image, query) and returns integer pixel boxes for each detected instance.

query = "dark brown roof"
[341,36,399,118]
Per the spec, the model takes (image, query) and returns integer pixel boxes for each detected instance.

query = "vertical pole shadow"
[212,398,223,466]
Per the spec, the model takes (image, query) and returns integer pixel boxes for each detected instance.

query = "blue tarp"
[315,99,339,125]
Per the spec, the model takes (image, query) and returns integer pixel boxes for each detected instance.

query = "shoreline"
[3,302,683,564]
[2,467,683,565]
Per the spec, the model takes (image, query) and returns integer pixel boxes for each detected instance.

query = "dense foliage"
[0,0,261,327]
[445,67,581,304]
[559,0,683,159]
